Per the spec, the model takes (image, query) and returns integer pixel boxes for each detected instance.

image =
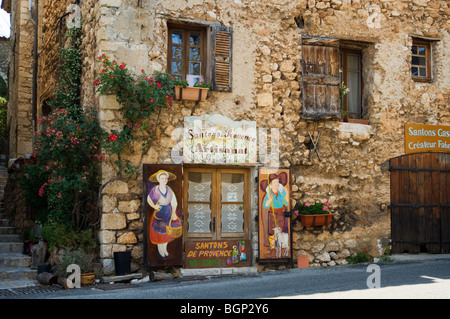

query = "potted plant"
[339,81,349,122]
[294,202,333,227]
[55,248,100,286]
[173,79,210,102]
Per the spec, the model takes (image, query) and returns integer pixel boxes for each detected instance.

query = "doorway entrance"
[390,152,450,253]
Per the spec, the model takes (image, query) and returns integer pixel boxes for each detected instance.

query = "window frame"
[182,167,251,241]
[340,49,363,121]
[167,23,207,83]
[411,39,432,82]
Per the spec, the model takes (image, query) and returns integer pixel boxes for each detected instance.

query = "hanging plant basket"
[299,213,333,227]
[174,86,209,102]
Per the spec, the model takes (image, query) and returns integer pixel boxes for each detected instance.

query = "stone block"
[119,200,140,213]
[102,180,129,194]
[117,232,137,244]
[98,230,116,244]
[101,213,126,230]
[257,93,273,107]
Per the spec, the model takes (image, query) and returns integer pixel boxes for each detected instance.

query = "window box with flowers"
[294,202,333,227]
[173,80,210,102]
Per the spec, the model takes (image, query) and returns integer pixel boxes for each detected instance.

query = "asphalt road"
[2,255,450,302]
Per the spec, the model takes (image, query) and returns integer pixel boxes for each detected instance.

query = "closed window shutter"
[301,36,340,120]
[211,25,233,92]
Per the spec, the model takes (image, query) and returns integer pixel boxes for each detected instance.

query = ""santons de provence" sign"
[405,124,450,154]
[183,114,257,164]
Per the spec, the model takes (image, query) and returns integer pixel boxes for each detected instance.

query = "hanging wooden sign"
[258,167,292,262]
[405,124,450,154]
[144,164,183,269]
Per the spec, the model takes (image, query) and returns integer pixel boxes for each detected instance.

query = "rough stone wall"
[0,0,417,274]
[89,0,450,273]
[0,37,9,84]
[7,0,35,158]
[36,0,74,111]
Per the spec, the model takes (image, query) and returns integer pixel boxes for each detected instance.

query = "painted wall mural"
[258,167,292,261]
[144,164,183,268]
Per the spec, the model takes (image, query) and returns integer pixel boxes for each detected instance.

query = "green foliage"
[19,27,104,230]
[41,223,98,253]
[194,82,211,89]
[50,27,83,120]
[0,75,7,98]
[346,251,371,264]
[95,55,175,177]
[294,202,331,215]
[54,248,98,277]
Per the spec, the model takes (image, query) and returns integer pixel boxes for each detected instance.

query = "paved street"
[1,255,449,302]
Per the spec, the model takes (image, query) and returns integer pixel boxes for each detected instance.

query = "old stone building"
[5,0,450,275]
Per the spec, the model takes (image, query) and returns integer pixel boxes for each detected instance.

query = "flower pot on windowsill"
[299,213,333,227]
[174,85,209,102]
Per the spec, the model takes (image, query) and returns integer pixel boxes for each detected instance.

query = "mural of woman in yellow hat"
[147,170,182,258]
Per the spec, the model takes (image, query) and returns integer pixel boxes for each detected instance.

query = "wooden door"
[182,167,252,268]
[390,153,450,253]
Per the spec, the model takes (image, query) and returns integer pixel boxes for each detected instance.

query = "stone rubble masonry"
[91,0,449,273]
[8,0,450,274]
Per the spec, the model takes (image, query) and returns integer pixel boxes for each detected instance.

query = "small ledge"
[338,121,374,135]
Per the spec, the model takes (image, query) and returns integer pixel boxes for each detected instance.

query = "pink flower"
[323,207,327,211]
[305,203,310,207]
[156,82,162,88]
[38,183,48,197]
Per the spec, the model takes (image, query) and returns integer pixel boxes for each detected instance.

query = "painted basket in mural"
[174,86,208,101]
[299,213,333,227]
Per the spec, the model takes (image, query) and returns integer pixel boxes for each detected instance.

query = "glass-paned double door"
[183,167,250,240]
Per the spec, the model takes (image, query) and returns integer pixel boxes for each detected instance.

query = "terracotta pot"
[297,255,309,269]
[299,213,333,227]
[80,273,95,286]
[174,86,209,101]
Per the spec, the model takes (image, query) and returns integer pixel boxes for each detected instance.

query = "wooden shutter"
[301,35,340,120]
[211,25,233,92]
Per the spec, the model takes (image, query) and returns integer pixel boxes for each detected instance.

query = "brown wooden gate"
[390,152,450,254]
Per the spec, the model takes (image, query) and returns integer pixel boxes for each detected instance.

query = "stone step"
[0,227,17,235]
[0,266,37,281]
[0,253,31,267]
[0,242,23,253]
[0,234,22,242]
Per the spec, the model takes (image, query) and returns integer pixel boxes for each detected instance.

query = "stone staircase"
[0,165,37,288]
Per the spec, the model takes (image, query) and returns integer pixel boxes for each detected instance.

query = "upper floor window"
[168,24,206,84]
[411,39,431,81]
[167,22,233,92]
[340,50,362,120]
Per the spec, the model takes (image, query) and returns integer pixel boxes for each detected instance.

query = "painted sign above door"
[183,114,257,164]
[405,124,450,154]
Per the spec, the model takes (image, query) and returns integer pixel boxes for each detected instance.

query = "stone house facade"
[5,0,450,275]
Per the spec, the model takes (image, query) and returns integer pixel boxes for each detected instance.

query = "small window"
[340,50,363,120]
[183,167,250,240]
[411,40,431,81]
[168,24,207,84]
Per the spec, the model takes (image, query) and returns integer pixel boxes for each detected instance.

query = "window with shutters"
[168,24,207,84]
[167,22,233,92]
[300,36,340,120]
